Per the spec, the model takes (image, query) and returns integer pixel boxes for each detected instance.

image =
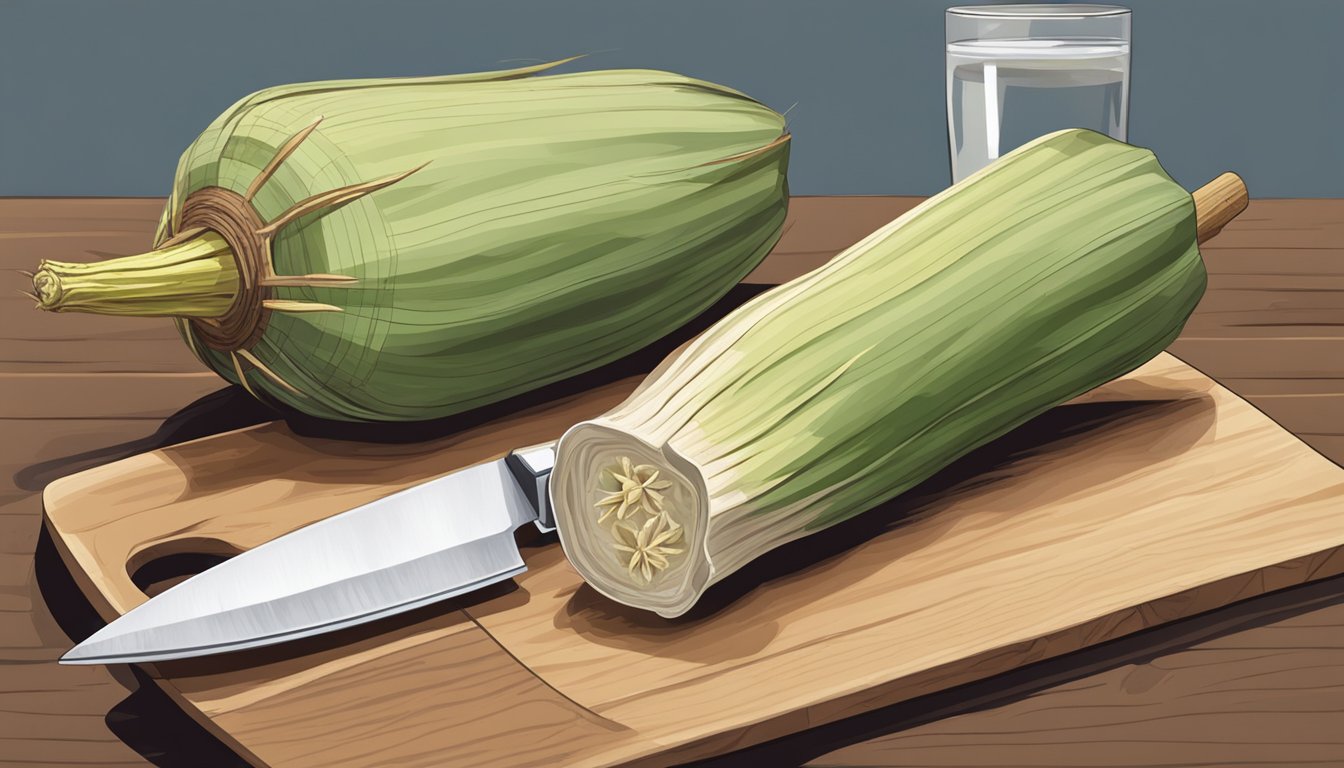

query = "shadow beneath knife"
[36,518,525,767]
[148,579,522,679]
[99,582,524,767]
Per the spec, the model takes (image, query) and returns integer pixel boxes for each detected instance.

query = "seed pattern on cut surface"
[595,456,682,583]
[595,457,672,522]
[614,513,685,584]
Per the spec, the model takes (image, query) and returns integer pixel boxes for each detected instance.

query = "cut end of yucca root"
[552,420,712,618]
[31,267,61,309]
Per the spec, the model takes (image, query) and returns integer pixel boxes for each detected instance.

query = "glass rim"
[947,4,1130,20]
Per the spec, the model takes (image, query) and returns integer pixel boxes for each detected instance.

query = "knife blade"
[60,443,556,665]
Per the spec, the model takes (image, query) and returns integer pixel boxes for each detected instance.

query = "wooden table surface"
[2,196,1341,768]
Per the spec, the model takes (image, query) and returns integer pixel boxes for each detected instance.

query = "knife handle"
[505,443,557,533]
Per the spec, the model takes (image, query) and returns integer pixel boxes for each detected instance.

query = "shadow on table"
[23,278,1344,766]
[106,668,253,768]
[14,283,778,498]
[33,526,249,767]
[13,387,277,493]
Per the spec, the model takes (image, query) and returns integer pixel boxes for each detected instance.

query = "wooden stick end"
[1193,172,1249,245]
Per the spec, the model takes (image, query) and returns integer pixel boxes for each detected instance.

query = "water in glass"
[947,37,1129,183]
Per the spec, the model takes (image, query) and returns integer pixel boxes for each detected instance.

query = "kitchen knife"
[60,443,557,665]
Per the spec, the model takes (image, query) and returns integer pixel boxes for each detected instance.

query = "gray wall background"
[1,0,1339,198]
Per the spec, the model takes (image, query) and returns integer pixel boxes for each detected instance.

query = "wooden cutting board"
[42,348,1344,767]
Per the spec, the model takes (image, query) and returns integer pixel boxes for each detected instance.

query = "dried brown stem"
[229,351,261,400]
[262,299,343,313]
[157,226,207,249]
[256,163,429,238]
[236,348,304,397]
[259,273,359,288]
[697,133,791,167]
[246,116,325,202]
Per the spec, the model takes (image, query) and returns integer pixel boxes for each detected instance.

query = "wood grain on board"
[40,353,1344,768]
[3,197,1344,767]
[810,602,1344,768]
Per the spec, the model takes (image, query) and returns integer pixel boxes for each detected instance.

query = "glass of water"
[946,4,1131,183]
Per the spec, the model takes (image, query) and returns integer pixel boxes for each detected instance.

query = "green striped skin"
[702,130,1202,530]
[555,130,1207,616]
[158,63,789,421]
[669,128,1202,527]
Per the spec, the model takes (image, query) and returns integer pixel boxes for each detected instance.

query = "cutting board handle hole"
[128,539,244,598]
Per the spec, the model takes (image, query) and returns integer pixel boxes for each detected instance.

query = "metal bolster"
[505,445,556,533]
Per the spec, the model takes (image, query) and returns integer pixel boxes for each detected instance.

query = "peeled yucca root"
[31,60,790,422]
[550,129,1248,618]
